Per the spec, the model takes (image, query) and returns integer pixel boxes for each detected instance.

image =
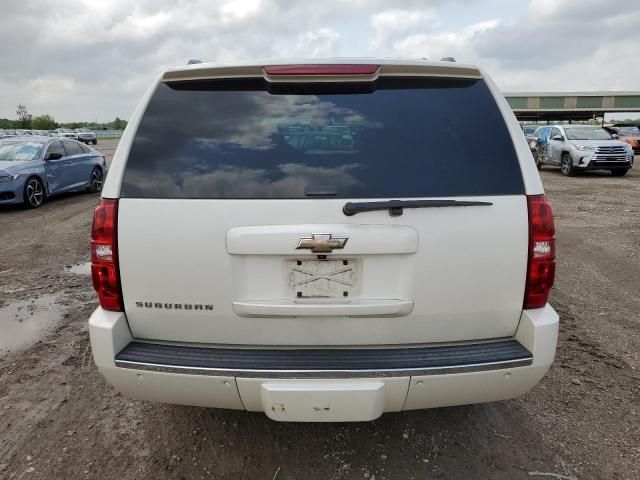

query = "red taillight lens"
[524,195,556,309]
[91,198,123,311]
[263,64,379,76]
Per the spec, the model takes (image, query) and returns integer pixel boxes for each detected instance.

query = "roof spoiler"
[162,63,482,83]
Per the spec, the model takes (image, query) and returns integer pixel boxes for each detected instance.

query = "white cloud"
[370,18,500,61]
[369,8,438,53]
[221,0,263,20]
[371,8,437,34]
[290,28,341,58]
[25,77,76,105]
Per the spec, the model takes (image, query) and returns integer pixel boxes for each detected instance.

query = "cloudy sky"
[1,0,638,122]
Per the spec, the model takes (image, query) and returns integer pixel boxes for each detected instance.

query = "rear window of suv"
[121,77,524,198]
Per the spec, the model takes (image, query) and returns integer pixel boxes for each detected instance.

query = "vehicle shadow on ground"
[142,399,554,479]
[540,166,628,178]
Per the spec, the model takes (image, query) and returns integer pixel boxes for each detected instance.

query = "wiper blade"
[343,199,493,216]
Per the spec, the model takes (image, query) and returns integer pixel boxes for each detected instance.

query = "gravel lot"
[0,138,638,479]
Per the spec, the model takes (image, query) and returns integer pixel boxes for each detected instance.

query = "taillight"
[91,198,123,311]
[263,64,379,76]
[524,195,556,309]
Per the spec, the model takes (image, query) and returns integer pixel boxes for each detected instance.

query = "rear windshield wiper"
[343,199,493,216]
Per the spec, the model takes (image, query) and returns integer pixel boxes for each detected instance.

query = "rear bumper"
[115,339,533,377]
[89,306,558,421]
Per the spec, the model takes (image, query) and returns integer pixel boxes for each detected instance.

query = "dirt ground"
[0,139,638,479]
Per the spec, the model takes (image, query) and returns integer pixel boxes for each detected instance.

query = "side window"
[79,143,91,154]
[551,128,562,139]
[45,140,65,158]
[62,140,83,156]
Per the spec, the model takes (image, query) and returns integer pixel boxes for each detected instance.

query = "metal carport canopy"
[504,91,640,121]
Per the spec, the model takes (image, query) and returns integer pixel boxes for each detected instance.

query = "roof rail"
[440,57,456,62]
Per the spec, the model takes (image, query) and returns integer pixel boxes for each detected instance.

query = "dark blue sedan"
[0,136,108,208]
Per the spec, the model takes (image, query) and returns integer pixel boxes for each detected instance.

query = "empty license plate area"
[287,259,360,299]
[260,381,386,422]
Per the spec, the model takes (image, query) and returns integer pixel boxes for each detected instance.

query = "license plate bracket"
[288,258,358,298]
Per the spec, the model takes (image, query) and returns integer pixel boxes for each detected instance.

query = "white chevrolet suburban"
[89,59,558,422]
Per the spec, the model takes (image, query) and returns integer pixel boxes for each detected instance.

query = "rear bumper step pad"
[115,339,533,378]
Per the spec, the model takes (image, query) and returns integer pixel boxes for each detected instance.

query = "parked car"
[32,130,52,137]
[55,128,77,139]
[0,129,17,138]
[88,58,558,422]
[522,125,539,158]
[75,128,98,145]
[615,126,640,153]
[522,127,538,155]
[0,137,107,208]
[531,126,550,167]
[534,125,633,176]
[521,125,537,137]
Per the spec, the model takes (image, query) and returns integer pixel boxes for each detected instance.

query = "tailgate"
[118,196,528,345]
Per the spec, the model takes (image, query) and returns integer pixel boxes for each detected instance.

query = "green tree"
[16,104,32,128]
[112,117,127,130]
[31,114,57,130]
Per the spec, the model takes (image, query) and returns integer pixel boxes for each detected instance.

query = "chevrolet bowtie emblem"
[296,233,348,253]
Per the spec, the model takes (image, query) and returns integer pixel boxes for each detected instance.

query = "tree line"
[0,104,127,130]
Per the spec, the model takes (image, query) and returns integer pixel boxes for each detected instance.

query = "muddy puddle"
[65,261,91,275]
[0,294,63,354]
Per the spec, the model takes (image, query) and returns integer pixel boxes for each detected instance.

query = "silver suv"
[534,125,634,176]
